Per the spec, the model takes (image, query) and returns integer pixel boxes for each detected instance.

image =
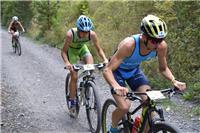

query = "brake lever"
[73,65,81,71]
[97,63,105,70]
[168,87,183,99]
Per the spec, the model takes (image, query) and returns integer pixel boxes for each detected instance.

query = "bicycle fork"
[78,82,86,106]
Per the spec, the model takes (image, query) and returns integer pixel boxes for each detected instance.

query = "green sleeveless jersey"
[70,28,91,49]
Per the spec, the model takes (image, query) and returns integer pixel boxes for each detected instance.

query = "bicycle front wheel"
[151,121,180,133]
[85,81,101,133]
[13,42,17,53]
[102,99,130,133]
[16,40,21,56]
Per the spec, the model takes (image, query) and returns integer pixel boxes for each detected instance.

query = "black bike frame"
[125,94,165,133]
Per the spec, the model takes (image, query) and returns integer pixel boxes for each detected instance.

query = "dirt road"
[1,28,199,133]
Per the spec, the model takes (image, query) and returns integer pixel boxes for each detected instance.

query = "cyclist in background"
[103,14,186,133]
[61,15,108,115]
[8,16,25,46]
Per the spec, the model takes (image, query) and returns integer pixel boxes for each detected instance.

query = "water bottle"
[132,116,141,133]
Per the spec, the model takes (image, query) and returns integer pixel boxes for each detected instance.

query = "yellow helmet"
[141,15,168,39]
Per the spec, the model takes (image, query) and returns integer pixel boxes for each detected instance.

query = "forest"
[1,1,200,108]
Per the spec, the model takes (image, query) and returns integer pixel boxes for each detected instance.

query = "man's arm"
[103,37,134,90]
[157,42,175,81]
[157,41,186,90]
[8,21,13,32]
[90,31,108,63]
[18,21,25,32]
[61,30,73,70]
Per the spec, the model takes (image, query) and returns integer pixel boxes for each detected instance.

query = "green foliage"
[2,1,199,102]
[1,1,33,29]
[192,107,200,116]
[31,1,59,40]
[183,82,200,103]
[78,1,89,15]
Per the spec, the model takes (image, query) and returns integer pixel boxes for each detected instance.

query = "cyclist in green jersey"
[61,15,108,115]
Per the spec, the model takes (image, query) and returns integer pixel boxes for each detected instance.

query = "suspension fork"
[146,107,165,133]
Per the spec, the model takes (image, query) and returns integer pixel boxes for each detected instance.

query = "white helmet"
[12,16,18,21]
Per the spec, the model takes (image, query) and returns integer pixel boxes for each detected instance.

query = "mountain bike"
[65,63,105,133]
[11,31,24,56]
[102,87,182,133]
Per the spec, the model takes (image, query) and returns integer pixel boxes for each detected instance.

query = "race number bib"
[146,91,166,100]
[83,64,95,71]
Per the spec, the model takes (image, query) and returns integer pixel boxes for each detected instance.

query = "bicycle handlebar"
[64,63,106,71]
[113,86,183,101]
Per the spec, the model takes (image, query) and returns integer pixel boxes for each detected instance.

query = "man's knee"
[70,72,78,80]
[137,85,151,101]
[118,103,130,113]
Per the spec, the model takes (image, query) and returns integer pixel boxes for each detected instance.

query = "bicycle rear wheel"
[85,81,101,133]
[101,99,130,133]
[16,40,21,56]
[151,121,180,133]
[65,73,80,118]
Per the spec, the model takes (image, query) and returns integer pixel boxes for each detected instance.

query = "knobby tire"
[101,99,130,133]
[151,121,180,133]
[65,73,80,117]
[16,40,21,56]
[85,81,101,133]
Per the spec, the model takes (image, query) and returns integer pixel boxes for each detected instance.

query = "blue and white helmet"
[12,16,18,21]
[76,15,93,32]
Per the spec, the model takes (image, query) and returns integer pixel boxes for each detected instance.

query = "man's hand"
[66,63,73,72]
[173,80,186,91]
[103,59,109,64]
[114,86,129,96]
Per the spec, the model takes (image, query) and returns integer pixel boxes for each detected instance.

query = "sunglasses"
[78,30,90,33]
[149,38,163,45]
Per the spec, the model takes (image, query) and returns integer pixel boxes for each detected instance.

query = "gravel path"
[1,28,200,133]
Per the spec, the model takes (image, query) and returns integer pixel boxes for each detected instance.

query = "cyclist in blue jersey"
[103,15,186,133]
[61,15,108,116]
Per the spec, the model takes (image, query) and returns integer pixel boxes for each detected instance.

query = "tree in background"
[168,1,200,102]
[1,1,33,29]
[31,1,58,39]
[1,1,199,103]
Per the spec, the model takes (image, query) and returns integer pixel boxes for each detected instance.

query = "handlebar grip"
[111,88,117,95]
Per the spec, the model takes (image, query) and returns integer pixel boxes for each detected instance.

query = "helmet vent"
[153,25,158,35]
[76,15,93,31]
[146,25,153,36]
[141,15,167,39]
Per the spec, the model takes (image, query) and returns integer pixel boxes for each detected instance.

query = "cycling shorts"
[67,44,91,64]
[13,31,19,37]
[111,67,149,93]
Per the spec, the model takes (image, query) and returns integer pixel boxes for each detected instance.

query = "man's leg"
[112,94,131,128]
[109,70,131,132]
[127,68,151,133]
[69,71,78,100]
[83,53,93,64]
[67,48,79,112]
[136,85,151,133]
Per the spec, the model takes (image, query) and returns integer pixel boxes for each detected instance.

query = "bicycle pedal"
[69,109,77,118]
[81,101,86,106]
